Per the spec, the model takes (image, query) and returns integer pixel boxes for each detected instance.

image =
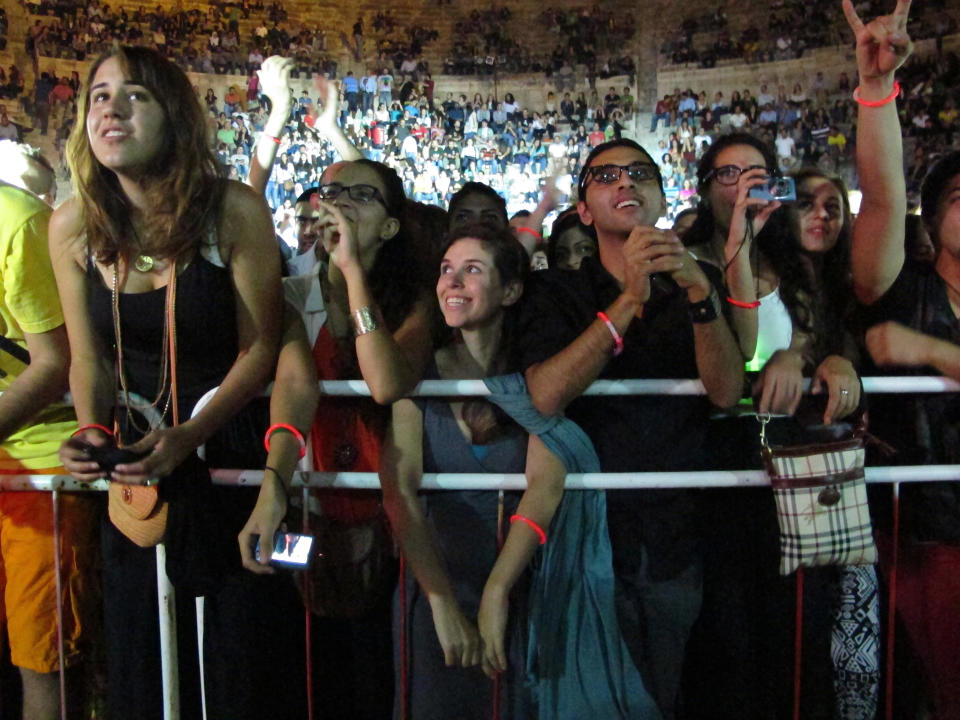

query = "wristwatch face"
[689,289,719,323]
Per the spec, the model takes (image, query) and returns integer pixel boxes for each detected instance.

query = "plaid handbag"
[761,419,877,575]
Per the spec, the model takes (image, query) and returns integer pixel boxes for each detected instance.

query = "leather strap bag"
[760,415,877,575]
[108,264,177,547]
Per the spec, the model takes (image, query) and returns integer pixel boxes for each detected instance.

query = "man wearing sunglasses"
[517,138,743,719]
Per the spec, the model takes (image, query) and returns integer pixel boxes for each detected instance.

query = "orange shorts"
[0,477,99,673]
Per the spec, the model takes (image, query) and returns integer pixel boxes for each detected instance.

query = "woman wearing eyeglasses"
[682,133,870,718]
[274,158,435,718]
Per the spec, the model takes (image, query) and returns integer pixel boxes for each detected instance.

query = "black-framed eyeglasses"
[704,164,772,186]
[582,162,660,190]
[318,183,387,207]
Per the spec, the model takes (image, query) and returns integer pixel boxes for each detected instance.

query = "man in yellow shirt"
[0,142,96,720]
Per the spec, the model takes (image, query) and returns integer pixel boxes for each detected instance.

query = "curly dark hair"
[349,160,421,333]
[683,133,829,363]
[789,168,855,361]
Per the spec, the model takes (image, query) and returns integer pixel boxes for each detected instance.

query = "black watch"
[687,287,720,324]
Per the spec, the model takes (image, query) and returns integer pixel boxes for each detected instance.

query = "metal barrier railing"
[1,376,958,720]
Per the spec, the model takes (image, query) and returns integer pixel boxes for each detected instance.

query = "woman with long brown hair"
[50,45,305,719]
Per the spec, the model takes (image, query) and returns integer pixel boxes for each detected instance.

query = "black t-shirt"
[859,259,960,541]
[517,256,724,578]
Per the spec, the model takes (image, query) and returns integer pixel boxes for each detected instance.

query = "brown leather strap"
[166,263,178,426]
[768,467,865,490]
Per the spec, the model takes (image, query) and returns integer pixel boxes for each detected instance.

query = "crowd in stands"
[664,0,957,67]
[441,4,635,82]
[28,0,338,77]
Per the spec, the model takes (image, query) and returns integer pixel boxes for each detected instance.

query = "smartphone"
[748,176,797,203]
[254,532,315,568]
[85,445,151,472]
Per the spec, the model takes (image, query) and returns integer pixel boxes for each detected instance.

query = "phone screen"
[255,532,315,568]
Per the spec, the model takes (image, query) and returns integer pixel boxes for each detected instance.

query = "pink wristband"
[510,514,547,544]
[852,81,900,108]
[264,423,307,459]
[596,311,624,356]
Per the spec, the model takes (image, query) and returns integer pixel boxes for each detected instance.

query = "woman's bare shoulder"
[48,197,87,262]
[216,179,274,261]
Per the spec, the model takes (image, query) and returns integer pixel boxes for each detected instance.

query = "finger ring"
[841,388,850,396]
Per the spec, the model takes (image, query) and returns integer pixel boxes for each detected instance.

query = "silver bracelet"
[352,305,384,337]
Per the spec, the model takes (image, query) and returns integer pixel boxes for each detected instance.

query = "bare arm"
[510,176,560,255]
[866,321,960,381]
[248,55,295,196]
[844,0,914,304]
[0,326,69,441]
[239,304,318,573]
[682,263,745,409]
[321,201,432,403]
[380,398,481,668]
[311,76,362,162]
[524,291,640,416]
[49,200,116,480]
[115,182,283,481]
[721,168,782,361]
[478,434,564,676]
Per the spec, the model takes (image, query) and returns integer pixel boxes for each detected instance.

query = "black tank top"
[87,250,239,421]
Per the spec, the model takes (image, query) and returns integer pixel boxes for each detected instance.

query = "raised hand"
[725,167,781,264]
[312,76,341,135]
[256,55,294,111]
[842,0,913,82]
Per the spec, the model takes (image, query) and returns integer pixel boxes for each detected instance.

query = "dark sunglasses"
[580,162,660,194]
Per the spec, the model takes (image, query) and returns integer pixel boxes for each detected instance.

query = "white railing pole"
[156,544,179,720]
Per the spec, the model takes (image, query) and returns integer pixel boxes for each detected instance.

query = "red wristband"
[726,296,761,309]
[263,133,282,144]
[510,514,547,545]
[852,81,900,108]
[596,311,624,357]
[264,423,307,459]
[72,423,114,438]
[516,226,542,240]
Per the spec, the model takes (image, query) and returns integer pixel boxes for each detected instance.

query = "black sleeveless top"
[87,250,239,422]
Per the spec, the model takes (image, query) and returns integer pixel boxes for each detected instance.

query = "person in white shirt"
[775,127,796,169]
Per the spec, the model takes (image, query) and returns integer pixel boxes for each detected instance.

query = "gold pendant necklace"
[134,254,155,273]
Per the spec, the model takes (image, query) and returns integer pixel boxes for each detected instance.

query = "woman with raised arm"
[246,55,362,198]
[49,46,305,719]
[276,158,434,718]
[846,1,960,716]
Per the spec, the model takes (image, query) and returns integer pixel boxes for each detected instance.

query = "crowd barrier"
[1,376,958,720]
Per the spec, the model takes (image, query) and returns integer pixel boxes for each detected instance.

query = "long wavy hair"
[68,45,224,264]
[685,133,820,360]
[789,167,854,360]
[438,223,529,443]
[354,159,422,334]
